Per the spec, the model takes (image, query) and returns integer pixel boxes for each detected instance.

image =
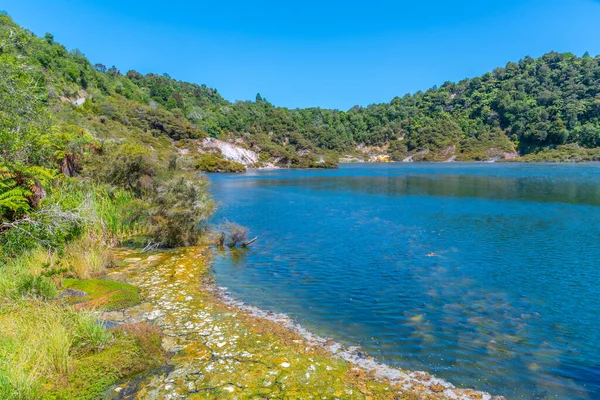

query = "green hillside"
[2,11,600,398]
[3,13,600,167]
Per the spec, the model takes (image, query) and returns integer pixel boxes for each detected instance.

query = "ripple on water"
[209,163,600,399]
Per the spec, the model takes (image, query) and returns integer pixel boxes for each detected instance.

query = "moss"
[62,278,140,311]
[102,248,458,399]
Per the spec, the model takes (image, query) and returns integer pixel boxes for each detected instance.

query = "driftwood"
[142,241,160,253]
[241,236,258,247]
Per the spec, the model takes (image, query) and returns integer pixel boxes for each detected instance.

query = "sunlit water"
[208,163,600,399]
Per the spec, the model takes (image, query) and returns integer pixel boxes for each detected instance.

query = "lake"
[208,163,600,399]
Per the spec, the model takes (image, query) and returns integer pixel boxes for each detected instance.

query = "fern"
[0,164,56,219]
[0,174,31,216]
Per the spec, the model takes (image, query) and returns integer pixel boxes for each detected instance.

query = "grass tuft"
[14,274,57,300]
[0,302,156,400]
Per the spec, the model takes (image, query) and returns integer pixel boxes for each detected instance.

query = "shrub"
[148,173,216,247]
[222,221,248,248]
[194,153,246,173]
[92,144,157,196]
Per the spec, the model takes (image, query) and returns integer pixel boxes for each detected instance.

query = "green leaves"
[0,178,31,217]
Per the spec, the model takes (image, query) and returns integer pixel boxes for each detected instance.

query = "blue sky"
[4,0,600,109]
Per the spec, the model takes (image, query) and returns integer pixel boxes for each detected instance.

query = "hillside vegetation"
[3,14,600,167]
[0,13,216,398]
[1,11,600,398]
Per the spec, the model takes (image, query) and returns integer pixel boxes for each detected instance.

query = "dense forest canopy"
[1,13,599,165]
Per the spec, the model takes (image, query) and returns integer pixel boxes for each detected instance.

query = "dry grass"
[115,323,163,357]
[63,232,114,279]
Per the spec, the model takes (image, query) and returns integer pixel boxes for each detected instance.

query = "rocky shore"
[99,247,504,399]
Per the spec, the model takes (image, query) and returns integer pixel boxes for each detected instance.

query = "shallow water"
[208,163,600,399]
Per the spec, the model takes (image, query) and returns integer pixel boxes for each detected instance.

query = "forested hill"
[3,13,600,164]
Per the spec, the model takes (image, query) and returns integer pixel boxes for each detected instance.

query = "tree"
[107,65,120,76]
[0,52,58,220]
[255,93,263,102]
[148,173,216,247]
[94,63,107,73]
[44,32,53,44]
[126,69,142,79]
[94,144,157,196]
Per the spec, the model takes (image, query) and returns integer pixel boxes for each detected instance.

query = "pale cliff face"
[202,138,259,166]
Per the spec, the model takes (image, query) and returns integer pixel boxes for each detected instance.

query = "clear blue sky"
[4,0,600,110]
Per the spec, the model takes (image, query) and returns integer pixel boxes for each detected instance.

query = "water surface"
[209,163,600,399]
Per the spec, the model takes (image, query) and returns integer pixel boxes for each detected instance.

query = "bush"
[148,173,215,247]
[92,144,157,196]
[194,153,246,173]
[221,221,248,248]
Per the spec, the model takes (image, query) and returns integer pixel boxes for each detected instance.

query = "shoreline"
[242,159,600,172]
[209,282,502,400]
[102,246,504,399]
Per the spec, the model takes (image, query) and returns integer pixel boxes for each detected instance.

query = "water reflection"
[209,163,600,399]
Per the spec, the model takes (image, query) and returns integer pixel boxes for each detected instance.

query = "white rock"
[201,138,258,166]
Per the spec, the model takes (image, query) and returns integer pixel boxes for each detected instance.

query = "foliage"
[518,143,600,162]
[92,143,157,196]
[148,173,216,247]
[0,171,31,217]
[221,221,249,248]
[0,16,209,400]
[3,14,600,167]
[194,153,246,172]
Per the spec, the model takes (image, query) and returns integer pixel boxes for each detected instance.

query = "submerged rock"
[58,288,88,298]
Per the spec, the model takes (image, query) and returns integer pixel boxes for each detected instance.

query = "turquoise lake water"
[208,163,600,399]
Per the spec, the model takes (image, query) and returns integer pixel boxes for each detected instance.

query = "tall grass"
[85,185,148,243]
[62,232,113,279]
[0,247,52,302]
[0,302,113,398]
[47,179,149,244]
[0,178,152,398]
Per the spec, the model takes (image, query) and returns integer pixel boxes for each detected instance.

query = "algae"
[99,247,501,400]
[62,278,140,311]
